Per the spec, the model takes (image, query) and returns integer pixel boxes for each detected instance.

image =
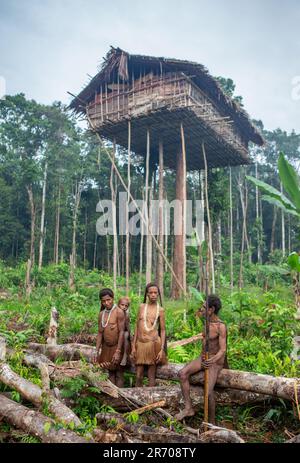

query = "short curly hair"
[207,295,222,314]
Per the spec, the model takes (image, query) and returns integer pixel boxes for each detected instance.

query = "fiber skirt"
[135,337,167,365]
[98,344,123,371]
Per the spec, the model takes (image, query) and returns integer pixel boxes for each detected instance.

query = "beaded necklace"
[144,302,160,332]
[101,304,117,328]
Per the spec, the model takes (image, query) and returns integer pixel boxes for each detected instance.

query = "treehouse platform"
[70,47,264,170]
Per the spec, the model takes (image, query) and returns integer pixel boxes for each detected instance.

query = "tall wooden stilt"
[202,142,215,293]
[145,129,152,284]
[126,122,131,295]
[156,140,164,299]
[171,124,187,299]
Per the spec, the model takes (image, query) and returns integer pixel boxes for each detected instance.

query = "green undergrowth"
[0,263,299,442]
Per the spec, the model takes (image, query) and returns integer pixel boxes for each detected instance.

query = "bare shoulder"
[159,306,165,313]
[116,307,125,319]
[218,322,227,334]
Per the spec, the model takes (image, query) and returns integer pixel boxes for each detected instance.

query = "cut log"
[28,342,95,362]
[28,343,300,402]
[46,307,59,345]
[151,363,300,402]
[0,394,92,443]
[0,356,81,426]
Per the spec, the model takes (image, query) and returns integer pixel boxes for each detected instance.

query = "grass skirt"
[135,337,167,365]
[98,343,123,371]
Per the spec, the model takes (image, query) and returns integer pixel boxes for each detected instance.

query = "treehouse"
[70,47,264,298]
[70,47,263,170]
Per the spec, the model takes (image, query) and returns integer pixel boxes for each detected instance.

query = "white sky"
[1,0,300,132]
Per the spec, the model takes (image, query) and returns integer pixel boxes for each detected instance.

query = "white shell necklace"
[101,304,117,328]
[144,303,160,332]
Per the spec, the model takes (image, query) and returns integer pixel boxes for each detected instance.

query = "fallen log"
[63,334,203,349]
[0,339,81,426]
[151,363,300,402]
[28,342,94,362]
[0,394,92,443]
[28,343,300,402]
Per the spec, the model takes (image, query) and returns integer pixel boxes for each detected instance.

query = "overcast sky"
[1,0,300,132]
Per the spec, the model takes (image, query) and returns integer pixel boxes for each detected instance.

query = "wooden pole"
[202,142,215,293]
[204,258,209,431]
[156,140,164,299]
[229,167,233,291]
[171,124,187,300]
[145,129,152,284]
[111,139,118,294]
[126,122,131,295]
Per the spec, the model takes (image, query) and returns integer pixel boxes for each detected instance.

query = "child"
[131,283,167,387]
[118,297,131,367]
[95,288,125,387]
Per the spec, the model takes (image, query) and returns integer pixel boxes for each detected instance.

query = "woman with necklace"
[131,283,167,387]
[95,288,125,387]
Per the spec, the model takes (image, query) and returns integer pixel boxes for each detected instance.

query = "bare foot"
[175,408,195,421]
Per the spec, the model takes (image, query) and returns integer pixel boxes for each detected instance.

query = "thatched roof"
[70,46,264,147]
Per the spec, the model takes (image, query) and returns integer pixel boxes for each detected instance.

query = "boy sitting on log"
[175,295,227,424]
[94,288,125,387]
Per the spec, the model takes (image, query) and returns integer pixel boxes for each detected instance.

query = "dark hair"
[143,283,163,306]
[99,288,114,312]
[143,283,167,357]
[99,288,114,300]
[207,295,222,314]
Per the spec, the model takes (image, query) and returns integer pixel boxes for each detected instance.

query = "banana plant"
[247,152,300,318]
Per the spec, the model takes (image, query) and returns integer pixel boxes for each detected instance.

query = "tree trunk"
[202,142,215,292]
[281,182,286,257]
[46,307,59,346]
[255,162,261,264]
[71,181,82,270]
[156,140,164,299]
[111,140,118,293]
[38,162,48,270]
[28,344,300,402]
[25,259,32,298]
[54,182,61,265]
[0,395,91,443]
[0,340,81,426]
[171,143,187,299]
[26,184,36,265]
[270,206,278,253]
[145,129,152,284]
[229,167,233,290]
[126,123,131,295]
